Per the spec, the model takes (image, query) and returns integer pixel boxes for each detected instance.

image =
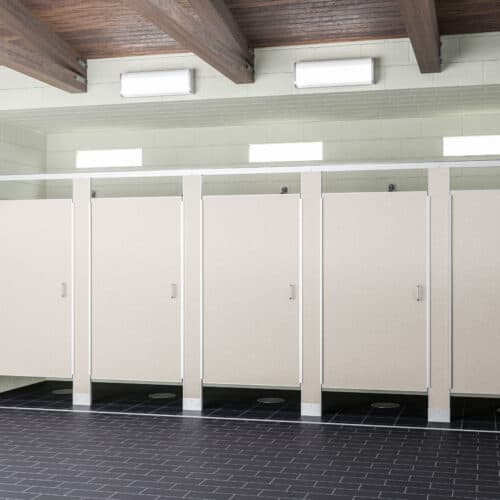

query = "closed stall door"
[0,200,72,378]
[203,194,300,388]
[92,197,182,383]
[323,192,427,392]
[452,190,500,395]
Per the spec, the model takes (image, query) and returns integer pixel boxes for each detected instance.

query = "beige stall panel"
[92,197,182,383]
[0,200,72,378]
[323,192,427,392]
[452,190,500,395]
[203,194,300,387]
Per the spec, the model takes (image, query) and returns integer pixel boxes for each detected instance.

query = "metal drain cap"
[148,392,176,400]
[371,402,400,410]
[257,397,286,405]
[52,388,72,395]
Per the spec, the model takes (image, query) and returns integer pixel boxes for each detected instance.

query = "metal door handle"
[61,282,67,298]
[171,283,177,299]
[289,284,296,301]
[415,285,423,302]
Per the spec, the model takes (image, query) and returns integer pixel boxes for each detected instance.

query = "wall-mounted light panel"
[249,142,323,163]
[121,69,195,98]
[295,58,374,89]
[76,149,143,169]
[443,136,500,157]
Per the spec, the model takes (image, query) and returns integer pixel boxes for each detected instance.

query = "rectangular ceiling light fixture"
[121,69,195,97]
[249,142,323,163]
[295,58,374,89]
[76,149,143,169]
[443,136,500,156]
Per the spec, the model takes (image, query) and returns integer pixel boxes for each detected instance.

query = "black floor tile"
[1,408,500,499]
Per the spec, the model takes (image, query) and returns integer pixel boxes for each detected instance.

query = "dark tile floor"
[0,407,500,499]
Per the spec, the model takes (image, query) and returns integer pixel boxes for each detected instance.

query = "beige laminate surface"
[0,199,72,378]
[203,194,300,388]
[323,192,427,392]
[92,197,182,383]
[452,190,500,395]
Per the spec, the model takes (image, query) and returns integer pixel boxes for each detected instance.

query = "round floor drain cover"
[257,397,286,405]
[148,392,176,400]
[371,402,400,410]
[52,388,72,395]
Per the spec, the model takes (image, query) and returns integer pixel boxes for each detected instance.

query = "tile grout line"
[0,405,496,435]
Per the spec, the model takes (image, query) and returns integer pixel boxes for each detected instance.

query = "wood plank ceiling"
[7,0,500,60]
[1,0,500,92]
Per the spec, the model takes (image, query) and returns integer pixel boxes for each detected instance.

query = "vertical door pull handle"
[171,283,177,299]
[61,282,68,298]
[415,285,423,302]
[289,284,296,301]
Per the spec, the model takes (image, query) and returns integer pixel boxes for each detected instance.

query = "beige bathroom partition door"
[323,192,427,392]
[0,200,72,378]
[92,197,182,383]
[452,190,500,395]
[203,194,300,387]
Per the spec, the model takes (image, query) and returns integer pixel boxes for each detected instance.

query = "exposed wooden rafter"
[399,0,441,73]
[123,0,254,84]
[0,0,86,93]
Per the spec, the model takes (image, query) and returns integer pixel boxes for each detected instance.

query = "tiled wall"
[0,124,46,199]
[1,32,500,111]
[0,376,42,394]
[44,112,500,196]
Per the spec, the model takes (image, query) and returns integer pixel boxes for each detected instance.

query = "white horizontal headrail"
[0,159,500,182]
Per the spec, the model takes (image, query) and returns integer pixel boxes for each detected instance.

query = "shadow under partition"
[321,390,428,427]
[202,386,301,421]
[451,395,500,431]
[90,382,183,414]
[0,380,73,410]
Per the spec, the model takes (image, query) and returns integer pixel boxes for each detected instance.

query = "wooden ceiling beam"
[0,39,86,93]
[399,0,441,73]
[123,0,254,84]
[0,0,86,93]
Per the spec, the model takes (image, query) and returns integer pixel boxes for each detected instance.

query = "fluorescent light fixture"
[295,58,374,88]
[76,149,143,169]
[249,142,323,163]
[443,136,500,157]
[121,69,195,97]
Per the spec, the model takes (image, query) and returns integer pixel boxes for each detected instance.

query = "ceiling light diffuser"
[121,69,195,97]
[249,142,323,163]
[443,136,500,156]
[295,58,374,89]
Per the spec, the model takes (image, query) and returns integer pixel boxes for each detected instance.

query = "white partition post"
[73,179,92,406]
[183,176,203,411]
[301,172,322,416]
[428,168,451,423]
